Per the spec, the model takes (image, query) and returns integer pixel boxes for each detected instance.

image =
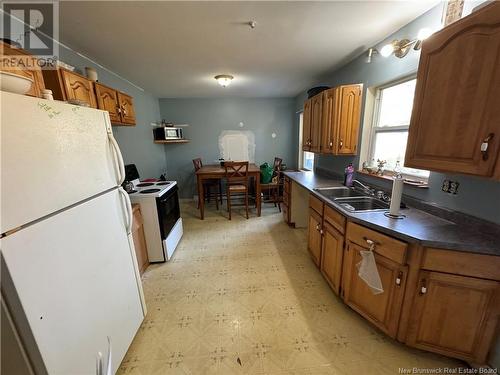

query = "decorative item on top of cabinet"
[131,204,149,275]
[406,271,499,363]
[0,41,46,97]
[42,68,97,108]
[341,222,408,338]
[405,2,500,178]
[302,99,312,151]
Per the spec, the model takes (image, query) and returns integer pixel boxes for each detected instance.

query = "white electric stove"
[127,178,183,262]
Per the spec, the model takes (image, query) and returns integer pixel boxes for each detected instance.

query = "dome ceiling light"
[214,74,234,87]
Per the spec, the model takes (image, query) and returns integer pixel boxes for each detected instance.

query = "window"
[369,78,429,178]
[303,151,314,171]
[298,112,314,171]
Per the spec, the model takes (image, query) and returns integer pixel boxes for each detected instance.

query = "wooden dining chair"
[224,161,249,220]
[193,158,222,210]
[260,157,283,212]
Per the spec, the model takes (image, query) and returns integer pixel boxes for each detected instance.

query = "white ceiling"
[60,1,439,98]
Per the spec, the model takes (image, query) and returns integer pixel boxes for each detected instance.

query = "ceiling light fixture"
[365,48,378,63]
[214,74,234,87]
[366,27,434,63]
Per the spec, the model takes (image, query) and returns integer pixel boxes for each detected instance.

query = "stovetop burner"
[140,188,161,194]
[127,190,138,194]
[137,182,154,187]
[156,182,170,186]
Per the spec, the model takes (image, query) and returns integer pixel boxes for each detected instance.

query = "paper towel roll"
[389,177,403,216]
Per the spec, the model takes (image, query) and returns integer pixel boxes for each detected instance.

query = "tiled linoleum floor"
[118,201,465,375]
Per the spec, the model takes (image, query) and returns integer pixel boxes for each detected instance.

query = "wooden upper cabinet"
[43,68,136,126]
[407,271,499,363]
[304,84,362,155]
[302,99,312,151]
[94,83,120,123]
[0,42,46,97]
[310,94,323,153]
[60,70,97,108]
[118,92,136,125]
[342,241,408,338]
[307,209,323,267]
[334,84,362,155]
[320,221,344,295]
[321,88,337,153]
[405,2,500,177]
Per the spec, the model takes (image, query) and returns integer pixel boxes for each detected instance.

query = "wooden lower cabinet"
[342,241,408,338]
[132,204,149,275]
[320,221,344,295]
[406,271,499,363]
[307,209,323,267]
[302,191,500,365]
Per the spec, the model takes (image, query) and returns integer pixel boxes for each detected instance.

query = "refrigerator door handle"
[108,132,125,185]
[118,187,133,234]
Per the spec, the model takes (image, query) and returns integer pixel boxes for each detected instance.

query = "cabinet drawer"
[309,194,324,215]
[346,222,407,264]
[422,248,500,281]
[324,205,345,234]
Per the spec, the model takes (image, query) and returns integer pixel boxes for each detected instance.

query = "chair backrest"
[192,158,203,171]
[273,157,283,173]
[224,161,249,185]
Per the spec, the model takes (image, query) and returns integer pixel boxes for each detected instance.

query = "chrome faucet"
[352,180,375,196]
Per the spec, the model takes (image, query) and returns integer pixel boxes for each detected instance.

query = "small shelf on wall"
[154,139,190,144]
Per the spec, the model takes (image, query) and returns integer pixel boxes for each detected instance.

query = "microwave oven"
[153,127,183,140]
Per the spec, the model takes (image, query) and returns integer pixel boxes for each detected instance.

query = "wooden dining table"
[195,163,261,220]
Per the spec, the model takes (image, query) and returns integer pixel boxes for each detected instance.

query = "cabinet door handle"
[419,279,427,295]
[116,106,122,114]
[362,236,380,247]
[320,229,324,235]
[481,133,494,161]
[339,139,343,149]
[329,141,333,148]
[122,107,127,116]
[395,271,403,286]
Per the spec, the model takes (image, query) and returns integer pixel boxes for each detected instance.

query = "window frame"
[367,75,429,180]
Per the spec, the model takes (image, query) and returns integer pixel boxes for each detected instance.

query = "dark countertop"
[283,171,500,256]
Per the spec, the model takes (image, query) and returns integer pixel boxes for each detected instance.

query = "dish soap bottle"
[344,163,355,187]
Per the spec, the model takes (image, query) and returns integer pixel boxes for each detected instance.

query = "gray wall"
[295,5,500,225]
[58,45,166,179]
[159,98,296,198]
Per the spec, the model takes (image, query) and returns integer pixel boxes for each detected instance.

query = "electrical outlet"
[442,179,460,195]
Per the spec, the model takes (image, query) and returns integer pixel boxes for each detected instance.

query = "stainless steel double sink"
[313,187,391,212]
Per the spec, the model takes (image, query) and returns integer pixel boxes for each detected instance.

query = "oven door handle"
[118,187,133,234]
[108,132,125,185]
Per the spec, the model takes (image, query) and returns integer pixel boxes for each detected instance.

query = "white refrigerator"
[0,92,146,374]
